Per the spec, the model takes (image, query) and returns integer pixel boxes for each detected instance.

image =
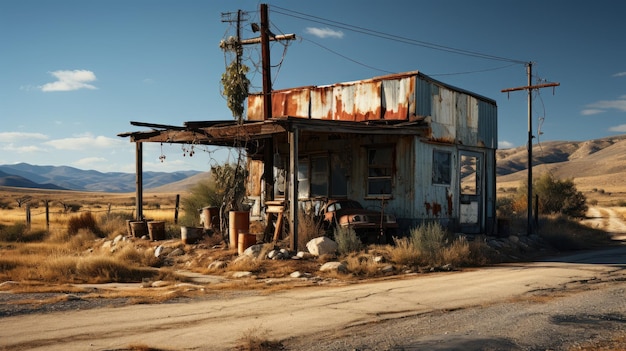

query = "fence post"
[25,204,31,230]
[174,194,180,224]
[45,200,50,231]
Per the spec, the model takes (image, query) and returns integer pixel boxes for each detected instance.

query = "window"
[432,150,451,185]
[310,156,329,196]
[298,158,310,199]
[330,153,348,197]
[367,146,393,197]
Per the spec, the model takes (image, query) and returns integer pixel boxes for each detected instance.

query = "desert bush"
[297,209,324,250]
[334,226,362,255]
[67,212,101,236]
[180,178,220,226]
[410,221,450,264]
[343,252,383,276]
[236,325,282,351]
[42,255,153,283]
[113,244,160,267]
[0,222,28,242]
[99,212,133,237]
[389,237,421,266]
[516,173,587,218]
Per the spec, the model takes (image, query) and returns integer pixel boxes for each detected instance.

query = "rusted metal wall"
[247,71,497,151]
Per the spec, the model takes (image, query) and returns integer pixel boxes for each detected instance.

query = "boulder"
[242,244,264,258]
[306,237,338,257]
[319,261,347,273]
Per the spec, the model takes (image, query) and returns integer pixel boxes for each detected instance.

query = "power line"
[301,37,394,74]
[271,5,527,65]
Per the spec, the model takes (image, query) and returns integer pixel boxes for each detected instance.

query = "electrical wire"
[300,36,395,74]
[271,5,527,65]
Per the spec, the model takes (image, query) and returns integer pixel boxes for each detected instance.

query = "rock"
[380,264,394,274]
[296,251,314,259]
[208,260,227,270]
[373,256,385,263]
[64,294,83,301]
[508,235,520,244]
[243,244,264,258]
[306,237,338,257]
[154,245,164,258]
[267,250,279,259]
[232,271,253,278]
[101,241,112,250]
[319,261,347,273]
[113,234,124,245]
[151,280,170,287]
[168,248,185,257]
[290,271,309,278]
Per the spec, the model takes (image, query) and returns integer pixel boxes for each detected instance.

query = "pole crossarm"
[240,33,296,45]
[501,82,560,93]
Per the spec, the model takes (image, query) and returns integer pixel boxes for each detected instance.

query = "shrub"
[67,212,102,236]
[334,226,362,255]
[410,221,450,264]
[0,222,28,242]
[516,173,588,218]
[297,209,324,250]
[389,237,420,266]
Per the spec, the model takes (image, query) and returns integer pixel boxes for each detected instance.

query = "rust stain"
[424,202,431,216]
[432,202,442,217]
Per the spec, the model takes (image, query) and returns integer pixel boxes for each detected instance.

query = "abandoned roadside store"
[120,70,498,248]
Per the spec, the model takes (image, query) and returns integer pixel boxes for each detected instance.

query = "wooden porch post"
[135,142,143,221]
[288,128,299,251]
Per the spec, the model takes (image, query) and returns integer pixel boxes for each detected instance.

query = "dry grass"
[343,252,385,276]
[236,325,283,351]
[538,214,613,250]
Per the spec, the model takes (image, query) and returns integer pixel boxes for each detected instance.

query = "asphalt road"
[1,246,626,351]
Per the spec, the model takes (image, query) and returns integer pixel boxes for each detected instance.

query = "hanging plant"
[220,35,250,123]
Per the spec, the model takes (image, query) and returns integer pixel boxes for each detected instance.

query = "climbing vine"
[220,36,250,123]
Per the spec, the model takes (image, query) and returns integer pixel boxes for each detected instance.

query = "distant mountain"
[0,169,67,190]
[0,163,202,192]
[496,134,626,193]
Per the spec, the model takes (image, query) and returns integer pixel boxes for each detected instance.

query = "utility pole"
[225,3,296,247]
[502,62,559,235]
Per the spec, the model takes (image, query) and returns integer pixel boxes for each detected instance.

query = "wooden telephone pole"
[225,3,297,247]
[502,62,559,235]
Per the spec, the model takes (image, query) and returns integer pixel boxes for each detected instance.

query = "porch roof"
[118,116,429,146]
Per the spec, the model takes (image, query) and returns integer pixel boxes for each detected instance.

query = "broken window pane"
[432,150,451,185]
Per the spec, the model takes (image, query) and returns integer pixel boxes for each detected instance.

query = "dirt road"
[1,245,626,350]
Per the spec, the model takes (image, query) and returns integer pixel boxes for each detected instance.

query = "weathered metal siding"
[310,86,333,119]
[272,89,310,118]
[415,77,433,118]
[478,100,498,149]
[412,142,458,225]
[382,76,415,120]
[430,87,457,142]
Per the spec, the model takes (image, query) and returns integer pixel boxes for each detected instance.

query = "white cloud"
[613,72,626,77]
[582,96,626,115]
[0,132,49,143]
[581,109,605,116]
[498,140,514,149]
[73,157,109,168]
[609,124,626,132]
[1,143,46,153]
[40,70,98,92]
[305,27,344,39]
[44,134,125,150]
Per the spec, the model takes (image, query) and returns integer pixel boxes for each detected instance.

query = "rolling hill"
[496,134,626,194]
[0,163,202,193]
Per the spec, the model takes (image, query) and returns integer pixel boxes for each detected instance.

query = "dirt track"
[1,246,626,350]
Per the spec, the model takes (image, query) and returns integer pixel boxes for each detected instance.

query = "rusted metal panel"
[332,84,356,121]
[272,89,311,118]
[354,80,382,121]
[310,86,333,119]
[247,93,264,121]
[382,76,415,120]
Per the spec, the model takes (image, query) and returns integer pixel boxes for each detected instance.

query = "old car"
[318,199,398,244]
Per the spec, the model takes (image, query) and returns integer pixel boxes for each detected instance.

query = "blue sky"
[1,0,625,173]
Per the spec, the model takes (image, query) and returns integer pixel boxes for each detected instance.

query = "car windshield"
[333,200,363,211]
